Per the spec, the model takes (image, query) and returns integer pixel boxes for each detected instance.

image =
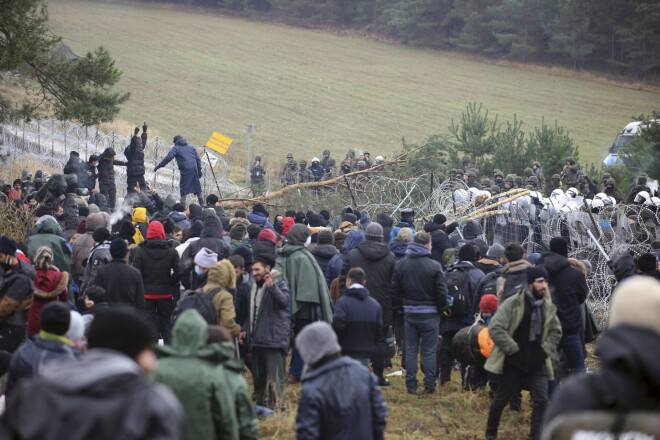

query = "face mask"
[94,163,99,167]
[194,266,203,276]
[304,236,312,248]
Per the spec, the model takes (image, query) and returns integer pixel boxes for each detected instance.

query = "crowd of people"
[0,147,659,439]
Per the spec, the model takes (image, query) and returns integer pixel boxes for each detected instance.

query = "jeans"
[145,296,176,344]
[289,318,312,380]
[559,331,586,373]
[404,313,440,393]
[486,364,548,440]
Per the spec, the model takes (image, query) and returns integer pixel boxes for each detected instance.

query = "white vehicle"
[603,120,658,168]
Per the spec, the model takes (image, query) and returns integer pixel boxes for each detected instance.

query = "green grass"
[46,0,659,170]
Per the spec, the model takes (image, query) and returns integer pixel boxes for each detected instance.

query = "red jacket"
[27,267,68,335]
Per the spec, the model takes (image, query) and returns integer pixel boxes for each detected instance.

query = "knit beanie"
[480,294,498,314]
[527,265,549,284]
[229,223,247,241]
[92,227,110,243]
[0,235,16,256]
[317,229,334,245]
[231,246,253,267]
[146,221,166,241]
[486,243,505,259]
[610,277,660,335]
[40,302,71,336]
[433,214,447,225]
[365,222,384,242]
[257,228,277,244]
[294,211,306,224]
[87,204,100,214]
[295,321,342,376]
[342,213,358,225]
[458,244,477,262]
[34,246,54,271]
[549,237,568,258]
[252,203,269,218]
[189,204,202,219]
[194,247,218,269]
[87,309,154,359]
[110,238,129,259]
[76,219,87,234]
[288,223,311,246]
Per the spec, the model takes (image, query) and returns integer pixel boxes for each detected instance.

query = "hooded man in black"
[125,124,148,193]
[98,147,126,209]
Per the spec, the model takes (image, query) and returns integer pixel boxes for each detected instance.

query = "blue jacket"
[325,230,364,286]
[423,222,451,266]
[247,211,274,231]
[332,286,382,359]
[169,211,190,229]
[296,356,388,440]
[157,138,202,195]
[7,336,76,396]
[389,221,416,243]
[388,240,408,261]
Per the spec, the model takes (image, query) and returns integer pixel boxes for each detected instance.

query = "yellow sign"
[205,132,233,155]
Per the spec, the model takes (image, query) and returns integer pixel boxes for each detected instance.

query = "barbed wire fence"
[0,118,242,200]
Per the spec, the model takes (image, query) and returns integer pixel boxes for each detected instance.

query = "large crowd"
[0,139,659,440]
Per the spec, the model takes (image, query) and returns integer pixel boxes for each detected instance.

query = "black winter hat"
[319,210,330,221]
[342,213,358,225]
[231,245,253,267]
[294,211,306,224]
[458,244,477,262]
[0,235,16,257]
[288,224,311,246]
[92,227,110,243]
[40,302,71,336]
[206,194,219,205]
[118,221,136,242]
[110,237,129,259]
[87,308,154,359]
[172,202,185,213]
[189,204,202,218]
[253,203,269,218]
[549,237,568,258]
[433,214,447,225]
[308,213,321,227]
[78,206,89,218]
[527,265,549,284]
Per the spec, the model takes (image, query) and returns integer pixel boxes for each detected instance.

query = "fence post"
[85,126,88,159]
[64,125,67,156]
[267,168,272,195]
[51,119,55,156]
[37,119,41,152]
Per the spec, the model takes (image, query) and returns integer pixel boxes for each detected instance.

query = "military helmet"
[552,174,561,180]
[323,149,330,156]
[363,151,370,156]
[603,173,611,179]
[504,174,515,183]
[490,185,501,194]
[357,160,366,168]
[606,178,615,186]
[514,176,523,186]
[577,170,585,177]
[528,176,538,185]
[255,156,262,162]
[287,153,294,159]
[525,185,535,191]
[481,179,492,187]
[532,161,541,167]
[494,171,504,179]
[299,160,307,166]
[467,170,477,178]
[566,157,575,164]
[524,167,533,177]
[640,208,654,221]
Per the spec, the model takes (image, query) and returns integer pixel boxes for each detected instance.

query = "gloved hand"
[154,165,161,172]
[143,122,147,132]
[134,127,140,135]
[449,221,459,229]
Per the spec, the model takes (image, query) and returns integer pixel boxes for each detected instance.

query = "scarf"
[39,330,73,347]
[524,289,545,342]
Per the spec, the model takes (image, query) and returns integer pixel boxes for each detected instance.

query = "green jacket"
[25,219,72,274]
[152,310,258,440]
[484,287,562,377]
[275,245,333,322]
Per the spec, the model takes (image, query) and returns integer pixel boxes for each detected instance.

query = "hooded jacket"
[295,356,388,440]
[132,224,180,298]
[79,241,111,298]
[539,252,587,334]
[391,242,447,314]
[424,221,451,265]
[610,253,637,283]
[496,259,532,303]
[246,270,291,351]
[389,240,408,261]
[332,286,383,359]
[1,349,183,440]
[124,132,147,178]
[376,213,393,242]
[156,138,202,195]
[179,215,229,289]
[25,219,71,274]
[131,208,148,245]
[203,261,241,337]
[0,260,35,327]
[545,325,660,425]
[152,310,259,440]
[93,259,145,310]
[326,230,364,286]
[70,212,111,282]
[341,241,396,327]
[27,267,68,335]
[97,147,126,188]
[168,210,190,229]
[311,244,337,276]
[330,206,354,231]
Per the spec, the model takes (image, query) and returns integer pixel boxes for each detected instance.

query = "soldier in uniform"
[504,174,516,190]
[562,157,580,186]
[514,176,524,189]
[454,168,465,182]
[466,170,479,189]
[604,178,624,204]
[298,160,313,183]
[481,179,492,190]
[250,155,266,195]
[282,153,297,174]
[627,174,653,203]
[356,160,368,172]
[309,158,325,182]
[527,176,539,191]
[546,174,562,197]
[490,185,501,197]
[601,173,612,192]
[281,159,298,187]
[575,171,597,199]
[461,156,471,173]
[320,149,335,172]
[523,167,534,185]
[362,152,372,168]
[340,152,354,175]
[532,161,545,189]
[493,170,505,190]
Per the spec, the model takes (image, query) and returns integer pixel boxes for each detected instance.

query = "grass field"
[46,0,659,172]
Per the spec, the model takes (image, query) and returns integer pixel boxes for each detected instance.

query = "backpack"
[479,271,499,298]
[445,266,472,318]
[171,288,221,325]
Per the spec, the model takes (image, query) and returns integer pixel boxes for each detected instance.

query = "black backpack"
[445,266,472,318]
[479,271,499,298]
[171,288,221,325]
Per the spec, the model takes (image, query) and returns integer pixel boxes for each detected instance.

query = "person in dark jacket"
[389,208,416,243]
[340,222,395,385]
[179,214,230,290]
[424,214,453,266]
[392,232,447,395]
[332,268,383,366]
[496,243,532,303]
[6,302,76,396]
[389,227,412,261]
[544,277,660,436]
[93,238,145,310]
[376,212,393,243]
[125,124,147,193]
[253,228,278,259]
[240,253,291,410]
[133,221,180,343]
[0,308,184,440]
[168,202,190,229]
[295,321,388,440]
[608,253,637,285]
[440,244,485,386]
[154,136,204,206]
[539,237,587,374]
[97,147,126,209]
[311,230,337,277]
[325,230,364,287]
[475,243,504,275]
[228,254,252,330]
[0,236,35,352]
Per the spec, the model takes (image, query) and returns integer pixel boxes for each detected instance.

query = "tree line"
[138,0,660,80]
